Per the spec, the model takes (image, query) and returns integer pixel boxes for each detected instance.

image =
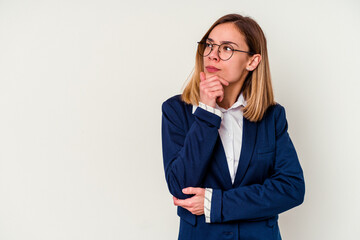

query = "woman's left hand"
[173,187,205,215]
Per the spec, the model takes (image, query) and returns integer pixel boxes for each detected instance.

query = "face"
[203,22,253,84]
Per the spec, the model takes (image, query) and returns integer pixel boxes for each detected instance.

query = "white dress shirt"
[192,93,247,223]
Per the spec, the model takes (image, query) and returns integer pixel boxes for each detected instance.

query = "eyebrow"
[207,38,239,47]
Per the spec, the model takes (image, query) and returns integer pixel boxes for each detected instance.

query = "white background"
[0,0,359,239]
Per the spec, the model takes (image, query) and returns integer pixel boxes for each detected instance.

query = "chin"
[207,71,223,77]
[206,72,218,76]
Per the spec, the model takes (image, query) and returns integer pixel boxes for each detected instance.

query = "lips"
[205,66,220,73]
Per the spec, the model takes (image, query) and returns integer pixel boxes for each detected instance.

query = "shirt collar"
[192,93,247,114]
[217,93,247,113]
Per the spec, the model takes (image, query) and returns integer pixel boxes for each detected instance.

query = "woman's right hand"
[199,72,229,108]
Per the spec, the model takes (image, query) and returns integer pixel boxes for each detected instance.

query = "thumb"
[200,72,206,82]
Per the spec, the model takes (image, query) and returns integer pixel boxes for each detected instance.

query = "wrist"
[198,102,223,118]
[199,99,216,108]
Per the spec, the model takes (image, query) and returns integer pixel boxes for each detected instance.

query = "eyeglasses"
[197,41,255,61]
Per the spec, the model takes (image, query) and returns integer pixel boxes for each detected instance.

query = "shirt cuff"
[199,102,223,119]
[204,188,213,223]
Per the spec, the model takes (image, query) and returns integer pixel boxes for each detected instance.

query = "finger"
[219,78,229,86]
[173,198,181,206]
[173,198,190,208]
[183,187,202,195]
[203,88,224,101]
[205,85,224,93]
[200,72,206,82]
[201,80,223,89]
[204,75,229,86]
[218,95,224,102]
[211,90,225,101]
[193,209,203,215]
[182,187,196,195]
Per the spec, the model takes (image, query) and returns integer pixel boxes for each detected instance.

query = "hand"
[199,72,229,108]
[173,187,205,215]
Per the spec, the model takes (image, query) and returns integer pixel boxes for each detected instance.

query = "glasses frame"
[197,41,255,61]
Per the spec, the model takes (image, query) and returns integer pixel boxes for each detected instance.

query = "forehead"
[208,23,246,45]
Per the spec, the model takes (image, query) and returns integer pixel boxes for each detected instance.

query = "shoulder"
[161,94,193,121]
[162,94,191,113]
[161,94,195,132]
[264,103,286,120]
[263,102,288,135]
[162,94,183,108]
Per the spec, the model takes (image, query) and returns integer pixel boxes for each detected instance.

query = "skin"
[173,22,262,215]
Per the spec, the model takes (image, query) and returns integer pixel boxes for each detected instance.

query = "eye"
[221,44,233,52]
[205,42,213,48]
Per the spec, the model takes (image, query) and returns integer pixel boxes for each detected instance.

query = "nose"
[208,45,220,62]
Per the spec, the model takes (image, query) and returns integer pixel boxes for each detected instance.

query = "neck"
[217,78,245,110]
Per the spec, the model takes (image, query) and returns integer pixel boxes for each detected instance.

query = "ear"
[246,54,261,71]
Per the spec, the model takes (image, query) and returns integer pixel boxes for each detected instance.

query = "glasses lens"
[197,42,234,61]
[219,44,233,61]
[198,42,212,57]
[203,42,212,56]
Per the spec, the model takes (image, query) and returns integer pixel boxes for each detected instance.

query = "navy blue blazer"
[161,95,305,240]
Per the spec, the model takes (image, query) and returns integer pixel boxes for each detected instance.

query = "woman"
[161,13,305,240]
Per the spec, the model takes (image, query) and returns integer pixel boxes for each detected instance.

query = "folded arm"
[161,99,221,199]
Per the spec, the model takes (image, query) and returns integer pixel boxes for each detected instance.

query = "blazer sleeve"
[210,105,305,223]
[161,97,221,199]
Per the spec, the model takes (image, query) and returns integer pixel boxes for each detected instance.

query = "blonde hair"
[182,14,275,122]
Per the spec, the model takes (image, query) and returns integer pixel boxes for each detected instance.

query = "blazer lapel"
[233,117,258,187]
[213,137,233,190]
